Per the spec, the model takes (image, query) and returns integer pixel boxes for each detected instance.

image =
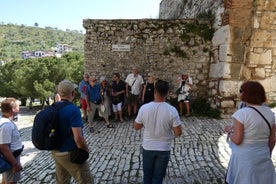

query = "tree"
[0,52,84,107]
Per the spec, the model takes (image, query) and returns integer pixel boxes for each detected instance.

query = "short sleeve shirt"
[57,102,83,152]
[125,74,144,95]
[86,83,101,103]
[135,102,182,151]
[232,106,275,144]
[112,80,126,100]
[0,118,23,151]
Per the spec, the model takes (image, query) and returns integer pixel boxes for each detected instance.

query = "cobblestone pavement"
[2,107,276,184]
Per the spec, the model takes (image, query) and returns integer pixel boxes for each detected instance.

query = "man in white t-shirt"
[125,66,144,118]
[0,98,23,183]
[134,80,182,184]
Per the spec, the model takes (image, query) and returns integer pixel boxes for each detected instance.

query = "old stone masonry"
[2,107,276,184]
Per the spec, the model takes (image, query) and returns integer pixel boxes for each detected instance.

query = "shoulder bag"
[247,106,271,133]
[128,78,136,92]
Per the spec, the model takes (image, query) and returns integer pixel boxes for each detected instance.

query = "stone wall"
[159,0,276,117]
[83,19,212,99]
[83,0,276,117]
[209,0,276,117]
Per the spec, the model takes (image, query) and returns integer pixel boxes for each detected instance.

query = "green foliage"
[180,32,191,42]
[166,97,221,119]
[191,98,221,119]
[196,10,215,25]
[268,102,276,108]
[170,46,188,58]
[0,52,83,102]
[184,21,214,41]
[0,24,84,62]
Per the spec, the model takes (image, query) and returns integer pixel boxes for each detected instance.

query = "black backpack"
[32,101,71,150]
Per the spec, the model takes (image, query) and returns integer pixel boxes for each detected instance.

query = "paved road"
[2,107,276,184]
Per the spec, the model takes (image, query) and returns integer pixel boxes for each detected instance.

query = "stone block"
[240,67,252,80]
[212,25,230,47]
[257,1,276,11]
[221,100,235,108]
[209,62,231,79]
[219,80,240,97]
[270,75,276,91]
[255,68,266,78]
[248,49,272,65]
[219,44,232,62]
[260,12,276,30]
[251,30,274,47]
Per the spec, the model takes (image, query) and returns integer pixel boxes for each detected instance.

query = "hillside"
[0,23,84,62]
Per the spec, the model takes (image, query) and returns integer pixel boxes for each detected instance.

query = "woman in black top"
[142,73,155,104]
[111,73,126,122]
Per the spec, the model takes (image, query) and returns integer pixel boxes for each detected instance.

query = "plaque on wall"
[112,44,130,52]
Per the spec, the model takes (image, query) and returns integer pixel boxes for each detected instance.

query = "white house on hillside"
[21,50,55,59]
[56,43,72,54]
[21,44,72,59]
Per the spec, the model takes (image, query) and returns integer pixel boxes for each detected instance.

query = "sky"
[0,0,161,32]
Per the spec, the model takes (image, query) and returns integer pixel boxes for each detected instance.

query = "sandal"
[89,127,95,133]
[107,124,115,128]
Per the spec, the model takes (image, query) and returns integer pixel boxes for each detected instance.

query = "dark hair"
[1,97,19,113]
[240,81,266,105]
[154,80,169,97]
[113,73,120,78]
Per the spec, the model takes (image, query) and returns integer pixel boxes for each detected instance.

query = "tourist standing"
[51,80,94,184]
[141,73,155,105]
[111,73,125,122]
[177,70,193,117]
[86,76,114,132]
[125,66,144,118]
[134,80,182,184]
[78,73,90,122]
[224,81,276,184]
[99,76,112,120]
[0,98,24,184]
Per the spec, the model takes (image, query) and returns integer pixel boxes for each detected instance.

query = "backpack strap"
[247,106,271,133]
[54,100,73,142]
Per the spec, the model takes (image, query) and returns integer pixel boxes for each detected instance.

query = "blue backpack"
[32,101,71,150]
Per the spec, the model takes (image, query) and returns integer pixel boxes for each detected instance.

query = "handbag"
[98,104,105,117]
[0,155,11,173]
[70,148,89,164]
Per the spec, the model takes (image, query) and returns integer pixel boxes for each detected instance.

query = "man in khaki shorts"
[125,66,144,119]
[51,80,94,184]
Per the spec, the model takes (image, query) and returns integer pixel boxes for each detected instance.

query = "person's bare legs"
[118,110,123,121]
[185,101,190,116]
[179,101,183,116]
[114,111,118,120]
[127,104,132,117]
[133,103,138,116]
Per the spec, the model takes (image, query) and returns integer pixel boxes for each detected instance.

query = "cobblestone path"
[2,107,276,184]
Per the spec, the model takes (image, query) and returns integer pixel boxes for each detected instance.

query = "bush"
[191,98,221,119]
[166,97,221,119]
